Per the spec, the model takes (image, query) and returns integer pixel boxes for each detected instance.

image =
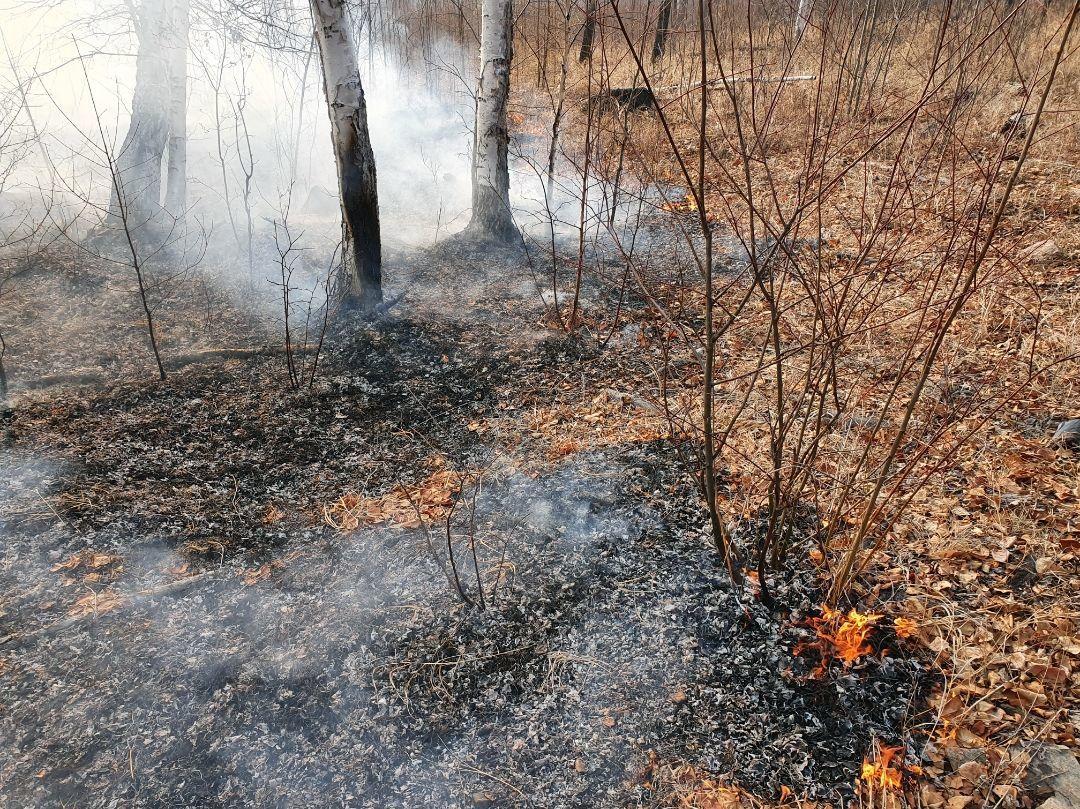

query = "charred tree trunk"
[310,0,382,309]
[111,0,171,230]
[651,0,672,61]
[548,5,572,196]
[465,0,518,243]
[164,0,189,216]
[0,330,8,411]
[578,0,597,63]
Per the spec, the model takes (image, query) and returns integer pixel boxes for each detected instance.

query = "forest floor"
[0,192,1076,808]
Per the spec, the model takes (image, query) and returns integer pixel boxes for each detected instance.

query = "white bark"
[164,0,189,215]
[466,0,517,242]
[794,0,811,37]
[310,0,382,307]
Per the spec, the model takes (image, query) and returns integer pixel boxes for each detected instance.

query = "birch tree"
[310,0,382,309]
[793,0,810,37]
[465,0,518,243]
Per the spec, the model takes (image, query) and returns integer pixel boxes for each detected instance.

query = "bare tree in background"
[793,0,810,38]
[79,56,169,380]
[651,0,673,61]
[465,0,518,243]
[0,55,34,407]
[310,0,383,310]
[110,0,172,230]
[164,0,189,215]
[579,0,598,62]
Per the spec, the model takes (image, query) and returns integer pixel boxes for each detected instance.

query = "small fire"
[661,193,698,214]
[812,606,882,666]
[860,741,918,793]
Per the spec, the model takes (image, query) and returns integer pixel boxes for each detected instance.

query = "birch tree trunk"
[111,0,171,230]
[793,0,810,38]
[310,0,382,309]
[163,0,189,216]
[466,0,518,243]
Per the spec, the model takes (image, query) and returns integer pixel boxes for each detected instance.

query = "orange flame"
[661,194,698,213]
[799,606,882,671]
[821,606,881,664]
[860,741,918,793]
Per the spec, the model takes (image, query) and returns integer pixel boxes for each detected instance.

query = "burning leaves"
[860,741,921,797]
[660,193,699,215]
[861,744,904,791]
[893,617,919,639]
[794,603,929,680]
[824,607,882,665]
[799,606,883,670]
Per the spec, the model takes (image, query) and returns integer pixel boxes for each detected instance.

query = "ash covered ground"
[0,243,931,807]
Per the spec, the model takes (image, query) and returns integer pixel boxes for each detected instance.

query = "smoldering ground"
[0,9,934,805]
[0,246,932,806]
[0,440,929,808]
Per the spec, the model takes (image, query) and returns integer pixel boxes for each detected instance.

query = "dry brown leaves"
[51,550,124,585]
[643,754,749,809]
[67,589,127,618]
[324,465,463,531]
[241,549,304,585]
[261,504,286,525]
[519,392,666,463]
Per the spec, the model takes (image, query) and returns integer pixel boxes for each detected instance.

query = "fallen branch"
[602,75,818,114]
[165,346,316,369]
[372,291,407,318]
[10,345,318,391]
[653,74,817,95]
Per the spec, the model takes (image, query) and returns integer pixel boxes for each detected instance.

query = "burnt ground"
[0,241,931,807]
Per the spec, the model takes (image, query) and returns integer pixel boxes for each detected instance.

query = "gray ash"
[1,442,931,807]
[1,258,931,807]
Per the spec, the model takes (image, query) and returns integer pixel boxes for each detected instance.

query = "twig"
[456,764,527,800]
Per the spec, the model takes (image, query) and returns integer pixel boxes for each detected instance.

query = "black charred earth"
[0,247,932,808]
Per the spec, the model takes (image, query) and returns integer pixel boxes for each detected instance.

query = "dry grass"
[498,3,1080,805]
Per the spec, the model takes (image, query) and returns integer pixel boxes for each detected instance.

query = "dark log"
[599,87,657,114]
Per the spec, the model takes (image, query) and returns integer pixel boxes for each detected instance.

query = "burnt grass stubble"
[0,246,931,807]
